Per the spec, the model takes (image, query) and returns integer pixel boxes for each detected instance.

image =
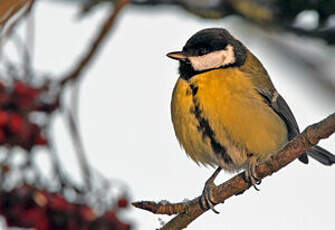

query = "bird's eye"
[198,48,208,56]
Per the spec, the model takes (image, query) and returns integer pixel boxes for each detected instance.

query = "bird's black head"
[167,28,247,80]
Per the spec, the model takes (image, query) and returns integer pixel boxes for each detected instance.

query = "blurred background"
[0,0,334,229]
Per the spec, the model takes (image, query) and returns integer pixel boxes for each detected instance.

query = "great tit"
[167,28,335,213]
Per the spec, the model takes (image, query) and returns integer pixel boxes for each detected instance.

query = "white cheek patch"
[188,44,236,71]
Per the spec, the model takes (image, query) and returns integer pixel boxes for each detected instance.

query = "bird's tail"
[305,146,335,166]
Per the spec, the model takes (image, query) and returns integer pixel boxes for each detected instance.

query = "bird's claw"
[200,180,220,214]
[246,161,262,191]
[200,167,221,214]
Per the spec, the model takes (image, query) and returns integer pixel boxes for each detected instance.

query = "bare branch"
[133,113,335,230]
[64,107,92,190]
[60,0,130,86]
[0,0,35,41]
[56,0,130,190]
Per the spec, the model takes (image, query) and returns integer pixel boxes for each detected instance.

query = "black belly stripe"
[189,84,233,164]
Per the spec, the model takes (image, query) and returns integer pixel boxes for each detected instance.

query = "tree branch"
[56,0,130,191]
[0,0,33,28]
[0,0,35,45]
[133,113,335,230]
[59,0,130,86]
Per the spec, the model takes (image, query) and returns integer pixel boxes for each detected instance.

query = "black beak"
[166,51,188,61]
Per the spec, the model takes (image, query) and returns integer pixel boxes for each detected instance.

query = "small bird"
[167,28,335,213]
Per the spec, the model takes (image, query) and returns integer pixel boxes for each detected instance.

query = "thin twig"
[60,0,130,86]
[24,1,35,81]
[57,0,130,191]
[64,107,92,190]
[0,0,35,43]
[47,137,69,190]
[133,113,335,230]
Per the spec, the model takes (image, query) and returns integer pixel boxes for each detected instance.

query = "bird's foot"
[200,167,221,214]
[245,159,261,191]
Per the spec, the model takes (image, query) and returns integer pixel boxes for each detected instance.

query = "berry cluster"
[0,80,58,150]
[0,184,131,230]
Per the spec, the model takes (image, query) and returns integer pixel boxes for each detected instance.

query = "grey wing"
[257,90,309,163]
[258,90,335,165]
[268,93,300,139]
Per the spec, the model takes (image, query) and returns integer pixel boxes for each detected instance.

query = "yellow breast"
[171,68,288,170]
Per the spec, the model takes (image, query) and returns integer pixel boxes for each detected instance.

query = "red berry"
[79,205,96,221]
[23,208,48,230]
[103,210,116,221]
[0,82,5,91]
[0,129,5,143]
[14,81,36,96]
[117,198,129,208]
[14,81,40,105]
[48,194,72,211]
[0,94,10,105]
[15,81,29,94]
[1,164,10,174]
[35,134,48,146]
[9,114,24,133]
[0,111,9,127]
